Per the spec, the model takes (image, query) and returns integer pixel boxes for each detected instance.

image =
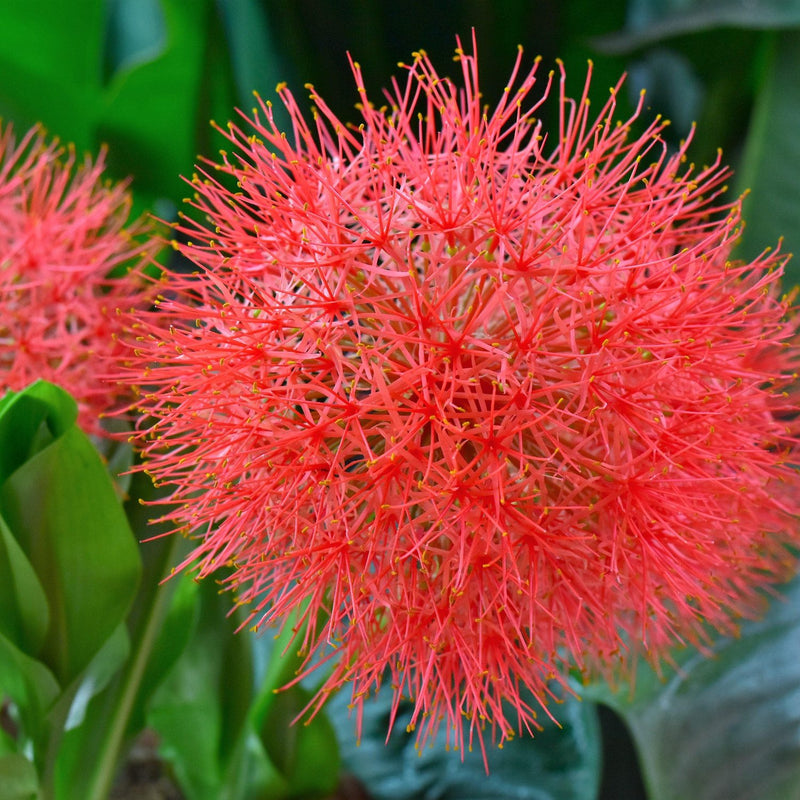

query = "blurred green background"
[3,0,799,275]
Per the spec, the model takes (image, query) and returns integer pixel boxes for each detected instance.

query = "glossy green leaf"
[592,577,800,800]
[0,389,140,686]
[327,685,601,800]
[117,471,198,742]
[217,0,286,107]
[596,0,800,52]
[58,624,131,734]
[734,30,800,281]
[0,754,39,800]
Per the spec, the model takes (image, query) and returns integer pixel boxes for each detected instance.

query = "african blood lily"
[0,123,155,435]
[124,39,800,758]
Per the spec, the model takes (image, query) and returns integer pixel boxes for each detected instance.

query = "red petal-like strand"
[121,38,800,758]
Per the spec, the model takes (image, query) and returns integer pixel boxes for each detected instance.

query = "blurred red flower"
[125,39,800,757]
[0,124,155,435]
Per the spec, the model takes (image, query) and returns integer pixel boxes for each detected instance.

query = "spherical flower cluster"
[125,40,800,755]
[0,123,155,435]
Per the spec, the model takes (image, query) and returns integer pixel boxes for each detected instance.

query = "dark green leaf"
[147,578,232,799]
[149,576,290,799]
[596,0,800,53]
[0,633,60,750]
[104,0,168,80]
[216,0,287,108]
[327,685,601,800]
[734,30,800,281]
[252,681,339,799]
[98,0,236,212]
[593,577,800,800]
[245,615,339,799]
[0,514,49,656]
[47,625,132,800]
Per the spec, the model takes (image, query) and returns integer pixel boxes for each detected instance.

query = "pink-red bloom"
[125,40,800,757]
[0,124,155,435]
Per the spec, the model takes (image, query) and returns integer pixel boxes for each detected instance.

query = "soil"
[110,730,374,800]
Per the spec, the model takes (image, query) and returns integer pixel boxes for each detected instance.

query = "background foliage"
[0,1,799,799]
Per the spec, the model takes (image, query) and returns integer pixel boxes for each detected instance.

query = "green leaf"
[149,577,291,800]
[98,0,237,212]
[0,633,60,751]
[0,754,40,800]
[327,685,601,800]
[147,578,228,800]
[0,514,49,656]
[216,0,287,108]
[148,580,321,800]
[0,382,77,488]
[58,625,131,734]
[594,576,800,800]
[0,400,140,686]
[249,621,340,799]
[47,625,132,800]
[104,0,168,80]
[596,0,800,52]
[734,30,800,281]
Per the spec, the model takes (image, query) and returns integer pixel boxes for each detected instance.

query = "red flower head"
[0,123,155,435]
[126,39,800,757]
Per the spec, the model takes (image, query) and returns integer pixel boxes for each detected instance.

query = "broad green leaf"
[326,685,601,800]
[48,542,193,800]
[734,30,800,281]
[59,625,131,734]
[0,728,17,757]
[0,514,49,656]
[0,417,140,686]
[596,0,800,52]
[593,576,800,800]
[0,754,39,800]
